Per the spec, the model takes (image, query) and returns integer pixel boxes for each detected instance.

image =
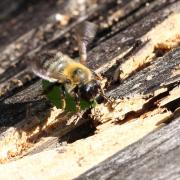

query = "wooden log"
[77,116,180,180]
[0,0,179,179]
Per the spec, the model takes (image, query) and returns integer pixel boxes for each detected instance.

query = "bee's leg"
[60,85,66,96]
[72,86,81,111]
[92,71,102,80]
[91,71,111,103]
[99,88,110,103]
[64,83,76,94]
[59,85,66,109]
[75,93,81,111]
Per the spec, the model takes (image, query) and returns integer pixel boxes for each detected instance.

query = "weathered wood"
[0,0,176,95]
[1,1,179,125]
[77,116,180,180]
[0,0,179,179]
[109,47,180,98]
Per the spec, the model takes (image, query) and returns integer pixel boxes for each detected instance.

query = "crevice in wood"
[60,119,96,144]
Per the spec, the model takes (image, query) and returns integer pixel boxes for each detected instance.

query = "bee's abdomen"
[30,51,69,82]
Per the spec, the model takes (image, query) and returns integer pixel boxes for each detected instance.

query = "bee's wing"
[31,66,58,82]
[31,63,71,83]
[29,51,71,83]
[76,21,97,64]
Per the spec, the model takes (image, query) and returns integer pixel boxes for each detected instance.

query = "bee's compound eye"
[79,80,100,100]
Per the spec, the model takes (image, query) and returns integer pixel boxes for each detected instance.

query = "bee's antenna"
[99,88,112,103]
[91,71,113,103]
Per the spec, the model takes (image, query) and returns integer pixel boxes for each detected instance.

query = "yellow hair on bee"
[62,62,92,84]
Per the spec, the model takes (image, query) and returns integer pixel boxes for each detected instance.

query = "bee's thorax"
[63,62,92,84]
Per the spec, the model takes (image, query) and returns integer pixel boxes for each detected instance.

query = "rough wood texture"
[77,116,180,180]
[0,0,179,179]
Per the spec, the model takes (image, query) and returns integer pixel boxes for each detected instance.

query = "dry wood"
[77,116,180,180]
[0,0,179,179]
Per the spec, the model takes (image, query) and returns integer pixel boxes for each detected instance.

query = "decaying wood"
[0,0,179,179]
[77,116,180,180]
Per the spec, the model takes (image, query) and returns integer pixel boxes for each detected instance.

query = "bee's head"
[79,80,101,100]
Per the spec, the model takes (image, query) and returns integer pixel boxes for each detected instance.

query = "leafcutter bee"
[30,21,105,110]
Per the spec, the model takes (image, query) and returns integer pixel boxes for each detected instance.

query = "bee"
[30,21,104,104]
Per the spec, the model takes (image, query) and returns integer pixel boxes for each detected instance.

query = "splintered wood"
[116,13,180,80]
[0,108,172,180]
[0,0,179,179]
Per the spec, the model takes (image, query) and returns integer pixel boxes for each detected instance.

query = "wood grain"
[0,0,179,179]
[77,116,180,180]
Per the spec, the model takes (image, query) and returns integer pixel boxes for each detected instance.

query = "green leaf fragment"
[42,80,97,112]
[47,86,64,109]
[65,93,77,112]
[79,98,92,110]
[42,80,51,90]
[79,98,97,110]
